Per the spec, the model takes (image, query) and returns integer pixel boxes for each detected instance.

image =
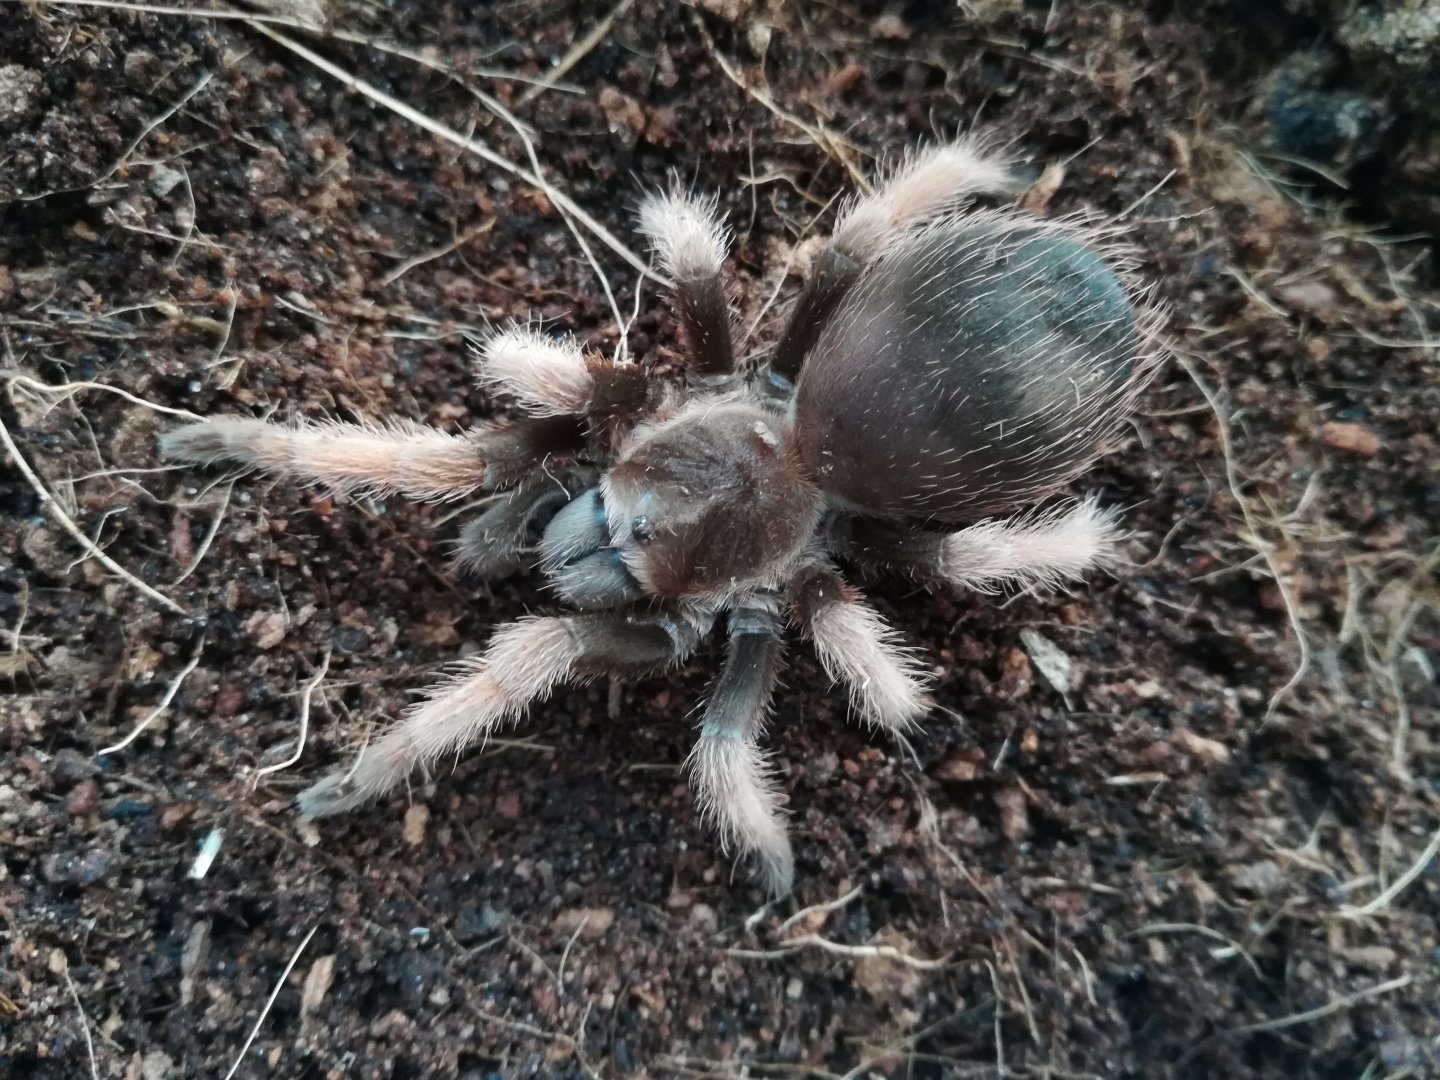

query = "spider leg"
[297,609,712,818]
[789,564,931,736]
[637,189,736,383]
[453,477,585,578]
[829,136,1015,262]
[767,137,1016,387]
[687,602,793,896]
[474,325,595,416]
[474,322,666,434]
[839,496,1125,593]
[160,413,583,501]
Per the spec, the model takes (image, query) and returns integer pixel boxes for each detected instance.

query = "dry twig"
[1232,974,1413,1036]
[222,925,319,1080]
[64,969,100,1080]
[241,20,653,281]
[1339,820,1440,920]
[98,641,205,755]
[256,649,332,777]
[728,933,949,970]
[0,408,187,614]
[1176,350,1311,717]
[517,0,634,106]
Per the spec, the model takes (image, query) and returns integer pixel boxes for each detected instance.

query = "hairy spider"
[160,139,1161,895]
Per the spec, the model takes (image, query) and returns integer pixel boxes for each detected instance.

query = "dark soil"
[2,2,1437,1078]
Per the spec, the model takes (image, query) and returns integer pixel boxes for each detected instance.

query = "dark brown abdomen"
[789,214,1147,523]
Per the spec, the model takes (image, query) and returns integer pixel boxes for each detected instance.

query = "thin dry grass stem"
[834,1009,1011,1080]
[1176,349,1311,717]
[739,192,841,349]
[98,642,205,755]
[984,958,1007,1075]
[478,734,557,754]
[1254,150,1352,190]
[2,579,39,680]
[172,479,234,585]
[323,28,577,96]
[3,370,203,421]
[1071,947,1098,1008]
[776,884,863,935]
[999,935,1041,1049]
[0,408,187,614]
[1380,543,1440,773]
[1129,922,1264,980]
[468,1003,580,1052]
[517,0,634,106]
[1233,148,1326,212]
[555,917,588,990]
[204,282,240,378]
[660,1056,844,1079]
[78,66,216,192]
[247,16,634,352]
[1224,266,1291,321]
[700,32,869,191]
[1337,325,1440,350]
[508,933,563,995]
[11,0,321,28]
[1116,168,1177,220]
[380,218,496,286]
[728,934,950,969]
[256,650,332,777]
[906,780,954,927]
[1333,545,1439,787]
[466,85,630,356]
[1232,973,1413,1036]
[63,969,100,1080]
[1339,820,1440,920]
[241,20,654,281]
[222,924,318,1080]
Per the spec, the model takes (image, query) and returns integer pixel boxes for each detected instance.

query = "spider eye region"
[631,515,657,546]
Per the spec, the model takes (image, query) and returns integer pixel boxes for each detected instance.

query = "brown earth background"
[2,1,1438,1077]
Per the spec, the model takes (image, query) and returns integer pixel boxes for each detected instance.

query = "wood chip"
[1022,161,1066,215]
[553,907,615,941]
[1172,728,1231,765]
[180,919,211,1006]
[935,754,981,782]
[1321,421,1380,457]
[403,803,430,847]
[300,954,336,1033]
[995,786,1030,842]
[1019,629,1074,706]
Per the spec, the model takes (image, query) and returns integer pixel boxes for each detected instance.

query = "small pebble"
[66,779,100,816]
[689,903,718,934]
[42,848,116,886]
[245,610,288,650]
[52,748,100,786]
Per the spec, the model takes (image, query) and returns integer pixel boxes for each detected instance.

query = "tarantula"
[160,139,1160,895]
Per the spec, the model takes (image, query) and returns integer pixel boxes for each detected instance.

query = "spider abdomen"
[789,213,1152,522]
